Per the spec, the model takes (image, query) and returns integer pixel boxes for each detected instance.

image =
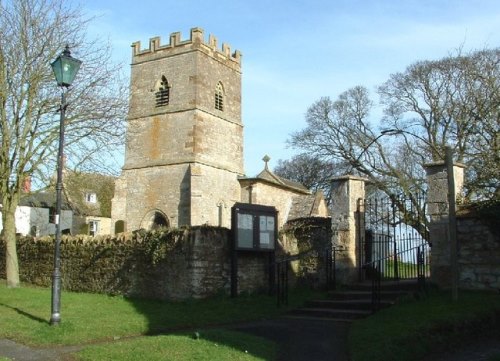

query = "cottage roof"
[19,192,72,210]
[63,171,116,217]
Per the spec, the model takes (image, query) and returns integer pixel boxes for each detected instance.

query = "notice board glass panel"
[236,213,253,249]
[232,203,277,251]
[259,215,275,249]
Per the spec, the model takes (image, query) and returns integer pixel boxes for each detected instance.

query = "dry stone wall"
[0,218,336,299]
[279,217,333,289]
[0,226,270,300]
[456,208,500,291]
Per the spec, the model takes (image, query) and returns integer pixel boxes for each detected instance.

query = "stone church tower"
[112,28,243,231]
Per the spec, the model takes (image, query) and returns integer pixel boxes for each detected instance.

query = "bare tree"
[274,154,345,205]
[289,48,499,235]
[1,0,128,287]
[289,86,415,194]
[378,48,499,200]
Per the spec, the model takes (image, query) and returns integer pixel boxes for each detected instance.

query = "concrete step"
[326,290,406,301]
[305,298,393,311]
[283,315,356,323]
[288,307,372,320]
[347,279,420,292]
[287,279,420,322]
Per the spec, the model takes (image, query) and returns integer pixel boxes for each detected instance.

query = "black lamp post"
[49,45,82,326]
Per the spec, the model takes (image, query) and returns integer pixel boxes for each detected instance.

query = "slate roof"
[18,192,72,210]
[63,171,115,217]
[10,171,115,217]
[288,191,328,220]
[239,167,310,194]
[238,158,329,220]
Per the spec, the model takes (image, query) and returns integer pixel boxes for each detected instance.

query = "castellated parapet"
[112,27,244,230]
[131,27,242,68]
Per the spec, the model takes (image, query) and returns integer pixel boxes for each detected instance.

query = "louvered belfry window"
[215,82,224,111]
[155,76,170,107]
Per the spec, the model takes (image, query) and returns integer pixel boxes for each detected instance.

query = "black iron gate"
[357,193,430,285]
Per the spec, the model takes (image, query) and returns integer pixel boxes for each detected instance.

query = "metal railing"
[274,246,340,307]
[365,244,428,312]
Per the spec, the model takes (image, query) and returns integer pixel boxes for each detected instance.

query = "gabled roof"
[288,191,329,220]
[19,192,72,210]
[63,171,115,217]
[239,156,310,194]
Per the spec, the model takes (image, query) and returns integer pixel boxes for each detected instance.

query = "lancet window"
[155,76,170,107]
[215,82,224,111]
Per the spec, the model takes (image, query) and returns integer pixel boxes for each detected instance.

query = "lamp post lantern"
[49,45,81,325]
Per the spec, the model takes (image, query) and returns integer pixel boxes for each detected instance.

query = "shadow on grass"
[0,302,48,324]
[121,285,330,360]
[182,329,276,360]
[121,294,280,360]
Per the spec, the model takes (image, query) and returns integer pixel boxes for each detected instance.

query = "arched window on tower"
[155,76,170,107]
[215,82,224,111]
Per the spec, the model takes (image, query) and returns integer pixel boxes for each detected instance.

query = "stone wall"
[190,163,241,228]
[0,226,270,300]
[1,218,337,299]
[425,161,500,291]
[456,206,500,291]
[241,181,306,228]
[279,217,333,289]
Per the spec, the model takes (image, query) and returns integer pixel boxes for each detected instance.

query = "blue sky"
[79,0,500,176]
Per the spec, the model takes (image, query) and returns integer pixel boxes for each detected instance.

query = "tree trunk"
[2,200,20,288]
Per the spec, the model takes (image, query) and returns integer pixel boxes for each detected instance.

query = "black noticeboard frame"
[232,203,277,252]
[231,203,278,297]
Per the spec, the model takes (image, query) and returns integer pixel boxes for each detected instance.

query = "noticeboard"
[231,203,277,251]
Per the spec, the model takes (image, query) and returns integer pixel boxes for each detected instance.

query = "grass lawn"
[349,290,500,361]
[382,259,430,279]
[77,330,276,361]
[0,282,320,360]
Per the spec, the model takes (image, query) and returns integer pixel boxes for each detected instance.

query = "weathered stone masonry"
[112,28,244,231]
[0,220,333,299]
[425,162,499,291]
[0,228,270,299]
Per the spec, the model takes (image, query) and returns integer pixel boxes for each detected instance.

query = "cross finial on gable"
[262,155,271,170]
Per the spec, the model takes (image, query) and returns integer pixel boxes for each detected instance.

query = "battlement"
[131,27,241,64]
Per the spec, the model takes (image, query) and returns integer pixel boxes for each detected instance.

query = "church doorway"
[141,210,169,230]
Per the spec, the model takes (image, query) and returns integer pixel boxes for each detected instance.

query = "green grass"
[382,259,430,279]
[77,329,276,361]
[349,290,500,361]
[1,282,323,360]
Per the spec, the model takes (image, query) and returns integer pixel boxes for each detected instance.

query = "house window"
[89,220,100,236]
[215,82,224,111]
[155,76,170,107]
[85,193,97,203]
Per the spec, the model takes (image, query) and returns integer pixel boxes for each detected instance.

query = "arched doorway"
[140,210,169,230]
[114,220,126,234]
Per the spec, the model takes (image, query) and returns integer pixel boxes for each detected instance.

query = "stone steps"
[286,279,420,322]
